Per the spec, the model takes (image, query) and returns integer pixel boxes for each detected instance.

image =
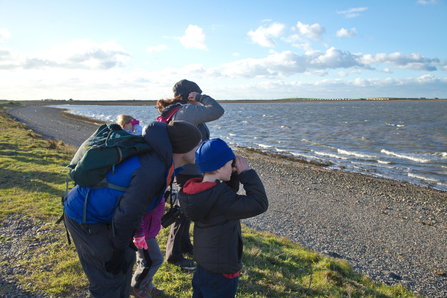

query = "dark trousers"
[166,173,200,263]
[64,212,135,298]
[192,265,239,298]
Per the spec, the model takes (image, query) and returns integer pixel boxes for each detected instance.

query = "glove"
[130,119,139,126]
[105,248,127,275]
[133,236,148,250]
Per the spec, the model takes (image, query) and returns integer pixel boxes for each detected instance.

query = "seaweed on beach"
[237,145,332,167]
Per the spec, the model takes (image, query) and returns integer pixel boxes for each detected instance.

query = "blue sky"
[0,0,446,100]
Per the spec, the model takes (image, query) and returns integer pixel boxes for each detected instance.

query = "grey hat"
[173,79,202,101]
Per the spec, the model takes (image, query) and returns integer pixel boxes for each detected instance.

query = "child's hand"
[130,119,140,126]
[133,236,148,250]
[233,156,249,174]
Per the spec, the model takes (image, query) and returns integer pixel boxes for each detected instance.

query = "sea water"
[50,100,447,191]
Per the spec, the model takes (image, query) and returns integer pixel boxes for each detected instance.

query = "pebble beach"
[3,102,447,297]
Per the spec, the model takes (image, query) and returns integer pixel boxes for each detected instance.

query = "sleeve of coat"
[175,94,224,126]
[220,169,268,220]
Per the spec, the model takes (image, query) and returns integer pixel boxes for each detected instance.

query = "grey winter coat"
[160,94,224,175]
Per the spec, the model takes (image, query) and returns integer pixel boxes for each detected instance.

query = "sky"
[0,0,446,100]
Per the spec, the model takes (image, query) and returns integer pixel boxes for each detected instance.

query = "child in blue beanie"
[177,138,268,297]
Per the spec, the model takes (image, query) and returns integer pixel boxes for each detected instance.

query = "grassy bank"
[0,101,420,297]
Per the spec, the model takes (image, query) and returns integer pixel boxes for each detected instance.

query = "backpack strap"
[156,107,180,123]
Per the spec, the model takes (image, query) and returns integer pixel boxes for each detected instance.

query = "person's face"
[218,159,233,181]
[123,123,133,130]
[183,143,201,165]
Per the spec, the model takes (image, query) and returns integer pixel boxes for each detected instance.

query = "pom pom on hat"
[173,79,202,101]
[195,138,235,173]
[167,121,202,154]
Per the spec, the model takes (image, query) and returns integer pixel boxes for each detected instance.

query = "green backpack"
[68,123,154,188]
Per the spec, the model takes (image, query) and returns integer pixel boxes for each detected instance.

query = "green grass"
[0,101,421,297]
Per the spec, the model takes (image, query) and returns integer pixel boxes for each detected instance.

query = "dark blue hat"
[195,138,235,173]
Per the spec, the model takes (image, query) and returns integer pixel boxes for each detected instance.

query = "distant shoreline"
[1,98,446,106]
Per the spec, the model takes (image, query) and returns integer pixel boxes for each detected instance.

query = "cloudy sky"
[1,0,446,100]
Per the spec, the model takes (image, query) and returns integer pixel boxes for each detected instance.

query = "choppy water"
[50,100,447,191]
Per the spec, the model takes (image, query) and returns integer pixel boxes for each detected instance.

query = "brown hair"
[156,94,184,113]
[117,114,133,127]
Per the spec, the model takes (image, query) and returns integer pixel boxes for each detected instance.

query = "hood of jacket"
[179,179,229,222]
[142,121,173,167]
[160,102,184,118]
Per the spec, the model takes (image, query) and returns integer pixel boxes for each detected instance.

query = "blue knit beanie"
[195,138,235,173]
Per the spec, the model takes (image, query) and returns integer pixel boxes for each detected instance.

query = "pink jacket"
[134,197,165,239]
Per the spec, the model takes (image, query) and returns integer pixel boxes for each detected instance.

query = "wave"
[378,160,391,164]
[407,173,439,182]
[314,151,349,160]
[301,139,335,150]
[381,149,431,163]
[254,143,274,149]
[337,149,377,159]
[435,152,447,159]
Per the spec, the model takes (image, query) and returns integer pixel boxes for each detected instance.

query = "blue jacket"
[64,122,178,251]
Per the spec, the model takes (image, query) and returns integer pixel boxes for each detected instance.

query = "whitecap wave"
[378,160,391,164]
[301,139,335,150]
[254,143,273,149]
[314,151,348,160]
[407,173,439,182]
[381,149,430,163]
[338,149,377,159]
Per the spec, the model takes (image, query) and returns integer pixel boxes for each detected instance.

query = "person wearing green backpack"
[63,120,202,298]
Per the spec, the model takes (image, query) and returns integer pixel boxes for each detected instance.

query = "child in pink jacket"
[130,197,166,297]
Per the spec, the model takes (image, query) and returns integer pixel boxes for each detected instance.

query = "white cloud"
[417,0,437,5]
[294,22,325,42]
[0,28,11,43]
[233,52,240,57]
[180,25,207,50]
[217,48,445,79]
[292,42,313,51]
[337,70,362,77]
[337,7,368,18]
[359,52,445,71]
[382,68,392,73]
[0,39,131,71]
[306,70,328,77]
[207,75,447,100]
[147,45,167,53]
[336,28,357,38]
[282,34,313,51]
[247,23,286,47]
